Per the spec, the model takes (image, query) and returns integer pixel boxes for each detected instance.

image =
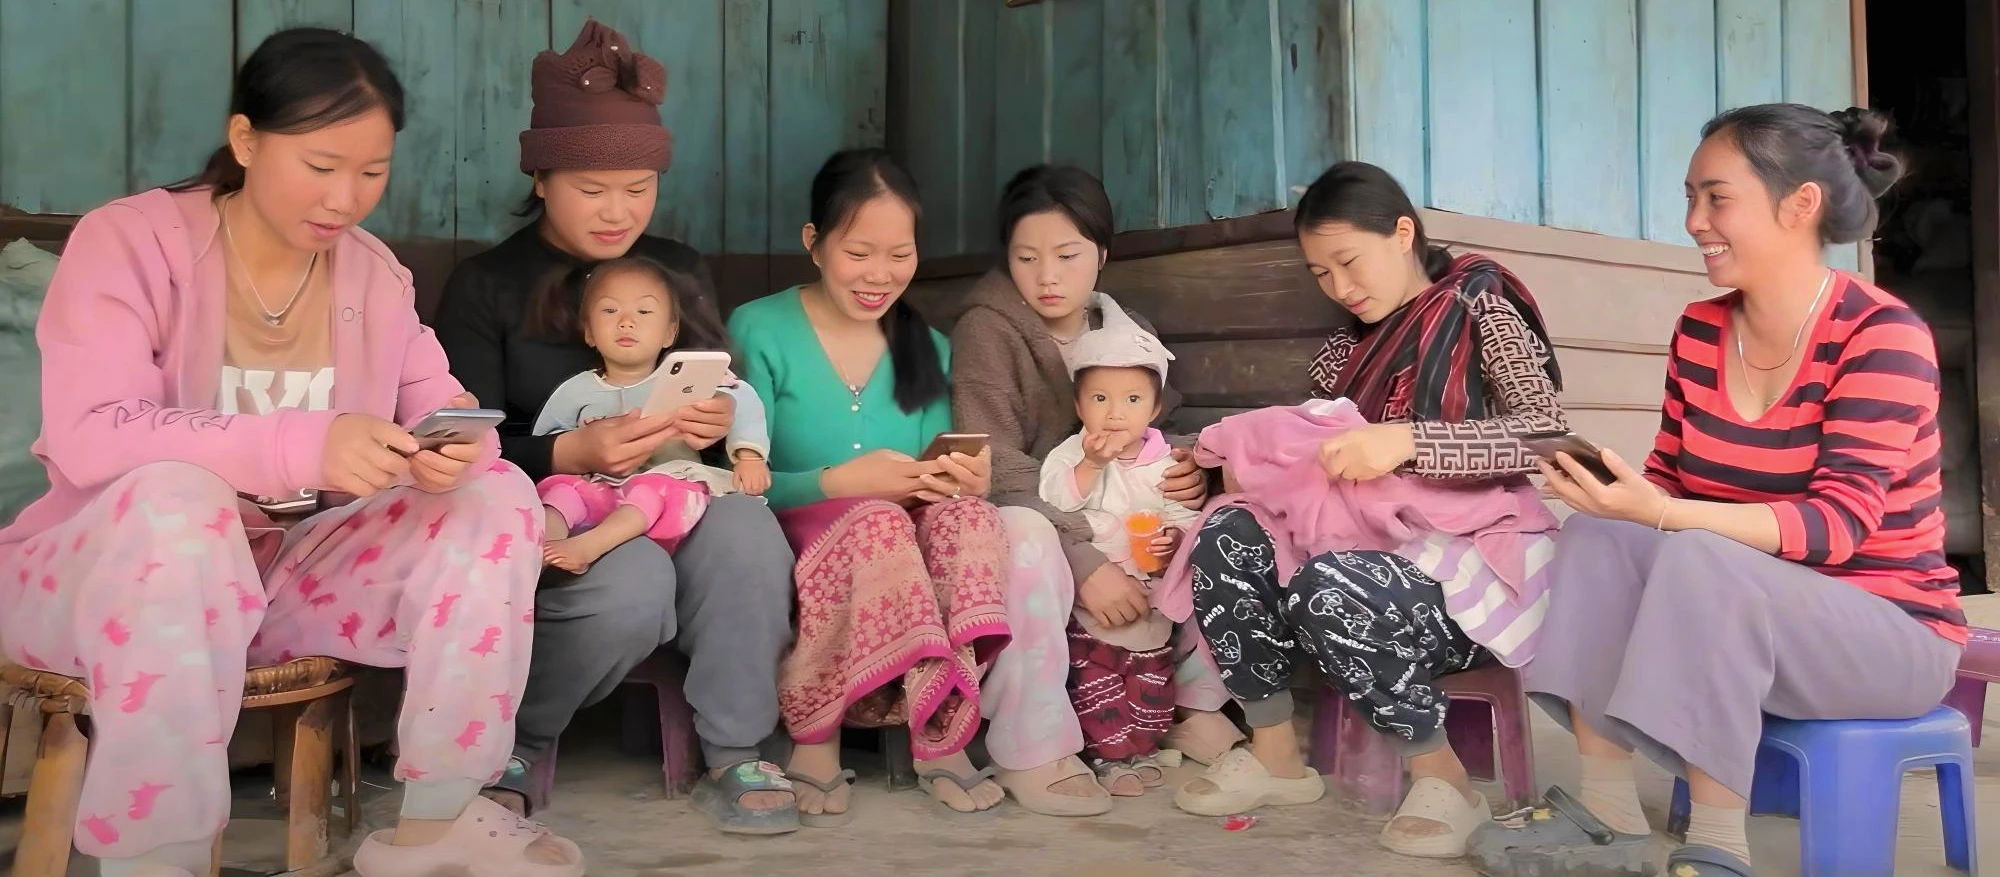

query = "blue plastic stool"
[1667,706,1977,876]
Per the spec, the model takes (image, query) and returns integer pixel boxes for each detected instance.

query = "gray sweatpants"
[514,494,796,767]
[1526,515,1960,797]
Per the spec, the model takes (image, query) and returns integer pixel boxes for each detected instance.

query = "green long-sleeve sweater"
[727,287,953,509]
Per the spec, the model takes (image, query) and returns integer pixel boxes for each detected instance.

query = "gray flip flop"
[788,767,858,828]
[919,765,1004,818]
[689,760,802,835]
[1663,844,1754,876]
[1466,786,1658,877]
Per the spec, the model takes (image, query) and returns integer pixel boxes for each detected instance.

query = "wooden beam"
[1853,0,1876,281]
[1964,0,2000,590]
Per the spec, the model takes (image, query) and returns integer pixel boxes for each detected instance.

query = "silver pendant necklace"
[222,199,317,326]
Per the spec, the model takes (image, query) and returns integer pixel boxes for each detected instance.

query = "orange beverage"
[1126,510,1165,574]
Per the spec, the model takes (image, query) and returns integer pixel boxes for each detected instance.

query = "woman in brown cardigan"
[950,165,1242,814]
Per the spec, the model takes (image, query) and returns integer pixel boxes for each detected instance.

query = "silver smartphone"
[407,408,506,452]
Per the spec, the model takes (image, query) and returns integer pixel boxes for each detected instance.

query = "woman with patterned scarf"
[1174,161,1568,860]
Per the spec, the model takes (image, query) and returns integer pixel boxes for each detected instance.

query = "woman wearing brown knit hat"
[434,19,800,836]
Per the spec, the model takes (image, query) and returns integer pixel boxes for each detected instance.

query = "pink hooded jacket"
[0,187,492,545]
[1157,399,1557,662]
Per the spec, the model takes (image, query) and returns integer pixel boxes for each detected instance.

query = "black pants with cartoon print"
[1187,506,1487,747]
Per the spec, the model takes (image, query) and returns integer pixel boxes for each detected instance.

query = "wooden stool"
[0,657,361,877]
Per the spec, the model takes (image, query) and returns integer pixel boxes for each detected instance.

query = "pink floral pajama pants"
[0,460,544,858]
[537,473,711,553]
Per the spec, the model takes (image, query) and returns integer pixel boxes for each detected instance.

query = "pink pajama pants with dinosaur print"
[0,460,543,858]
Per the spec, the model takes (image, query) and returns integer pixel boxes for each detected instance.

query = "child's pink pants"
[537,473,711,552]
[0,460,543,858]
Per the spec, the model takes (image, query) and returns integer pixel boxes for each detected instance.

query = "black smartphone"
[1521,431,1618,484]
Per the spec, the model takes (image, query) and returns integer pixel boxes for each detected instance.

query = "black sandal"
[1465,786,1656,877]
[1663,844,1754,876]
[689,759,801,835]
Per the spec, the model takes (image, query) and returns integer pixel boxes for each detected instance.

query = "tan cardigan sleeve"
[950,308,1112,580]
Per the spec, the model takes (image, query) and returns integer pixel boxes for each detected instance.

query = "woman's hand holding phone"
[1537,446,1670,525]
[555,411,679,477]
[918,447,992,503]
[323,414,416,498]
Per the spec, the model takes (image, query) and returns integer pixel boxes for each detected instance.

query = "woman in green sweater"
[728,149,1011,822]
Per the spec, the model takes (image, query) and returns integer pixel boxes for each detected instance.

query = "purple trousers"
[1526,515,1960,796]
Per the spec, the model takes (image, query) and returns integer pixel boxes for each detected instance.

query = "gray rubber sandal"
[689,760,801,835]
[1466,786,1658,877]
[1663,845,1754,876]
[919,765,1004,817]
[788,767,857,828]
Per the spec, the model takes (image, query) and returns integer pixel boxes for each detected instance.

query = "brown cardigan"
[949,269,1183,583]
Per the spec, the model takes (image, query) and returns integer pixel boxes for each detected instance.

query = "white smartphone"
[642,350,733,417]
[407,408,505,452]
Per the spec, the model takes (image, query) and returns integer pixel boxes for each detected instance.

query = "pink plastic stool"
[621,647,705,798]
[534,647,703,811]
[1941,626,2000,747]
[1309,662,1536,817]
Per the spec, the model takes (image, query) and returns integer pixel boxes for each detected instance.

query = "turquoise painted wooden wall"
[0,0,887,254]
[1351,0,1859,262]
[893,0,1345,256]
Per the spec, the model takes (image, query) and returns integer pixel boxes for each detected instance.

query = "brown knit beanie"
[519,19,672,174]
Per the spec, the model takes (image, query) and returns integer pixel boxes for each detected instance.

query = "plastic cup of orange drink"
[1126,510,1165,574]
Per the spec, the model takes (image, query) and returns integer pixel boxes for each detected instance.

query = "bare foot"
[710,765,795,814]
[787,739,850,818]
[543,532,617,574]
[542,506,569,542]
[912,751,1004,812]
[1165,708,1244,764]
[479,787,529,816]
[1390,746,1482,838]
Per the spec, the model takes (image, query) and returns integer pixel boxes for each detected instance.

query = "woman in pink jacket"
[0,30,582,877]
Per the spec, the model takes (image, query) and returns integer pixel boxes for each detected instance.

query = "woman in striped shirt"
[1471,106,1965,877]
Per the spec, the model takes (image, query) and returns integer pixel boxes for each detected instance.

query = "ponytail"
[886,300,946,412]
[169,145,248,196]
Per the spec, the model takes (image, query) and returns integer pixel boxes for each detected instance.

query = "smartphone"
[408,408,505,452]
[1521,431,1617,483]
[642,350,733,417]
[920,432,989,461]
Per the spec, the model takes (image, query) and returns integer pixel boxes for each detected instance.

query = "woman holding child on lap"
[949,165,1239,814]
[434,20,799,835]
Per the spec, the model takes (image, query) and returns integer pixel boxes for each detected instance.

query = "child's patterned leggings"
[537,473,711,552]
[1066,624,1175,762]
[0,460,544,858]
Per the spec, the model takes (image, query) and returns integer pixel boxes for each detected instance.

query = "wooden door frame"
[1967,0,2000,588]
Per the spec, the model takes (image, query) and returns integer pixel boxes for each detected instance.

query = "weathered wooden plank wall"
[1352,0,1859,266]
[0,0,888,267]
[891,0,1346,258]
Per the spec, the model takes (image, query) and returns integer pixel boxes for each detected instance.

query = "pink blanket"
[1158,399,1559,631]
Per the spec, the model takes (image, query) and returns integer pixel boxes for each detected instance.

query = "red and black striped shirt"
[1645,273,1965,643]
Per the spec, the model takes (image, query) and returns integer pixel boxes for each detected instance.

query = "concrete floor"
[6,694,1995,877]
[478,704,2000,877]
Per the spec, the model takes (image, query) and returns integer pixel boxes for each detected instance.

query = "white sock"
[1684,802,1752,865]
[98,839,213,877]
[1576,754,1650,835]
[400,777,484,821]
